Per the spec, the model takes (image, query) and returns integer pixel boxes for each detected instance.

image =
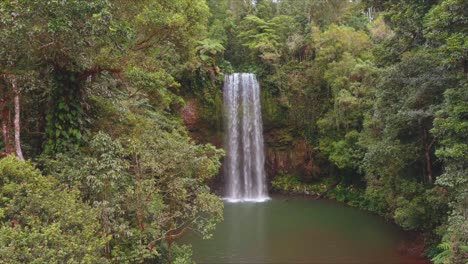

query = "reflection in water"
[183,197,429,264]
[224,203,266,263]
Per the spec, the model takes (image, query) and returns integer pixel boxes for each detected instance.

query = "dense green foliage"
[0,157,106,263]
[1,0,222,263]
[0,0,466,263]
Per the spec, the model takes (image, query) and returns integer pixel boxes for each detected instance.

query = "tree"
[0,1,34,160]
[2,0,211,155]
[196,38,225,77]
[315,24,372,64]
[307,0,355,27]
[367,52,454,184]
[382,0,438,49]
[432,85,468,263]
[238,15,283,64]
[44,90,224,263]
[318,54,377,171]
[0,157,107,263]
[0,0,123,154]
[425,0,467,72]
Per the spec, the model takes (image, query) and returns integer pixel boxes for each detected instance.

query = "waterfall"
[223,73,269,202]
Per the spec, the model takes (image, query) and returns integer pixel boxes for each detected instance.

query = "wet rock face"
[181,98,223,148]
[181,99,200,130]
[265,138,320,181]
[181,98,322,183]
[264,129,321,181]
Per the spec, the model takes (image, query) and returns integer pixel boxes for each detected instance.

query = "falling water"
[223,73,269,202]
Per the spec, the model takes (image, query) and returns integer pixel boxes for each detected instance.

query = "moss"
[198,90,224,131]
[265,128,295,149]
[261,87,289,130]
[271,173,329,195]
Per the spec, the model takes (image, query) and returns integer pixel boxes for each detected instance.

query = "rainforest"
[0,0,466,263]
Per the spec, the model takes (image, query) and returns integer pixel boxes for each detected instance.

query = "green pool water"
[183,196,429,264]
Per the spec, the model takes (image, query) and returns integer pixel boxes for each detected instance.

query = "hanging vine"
[44,70,84,154]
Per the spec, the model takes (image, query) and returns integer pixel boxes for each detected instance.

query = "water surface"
[184,196,429,264]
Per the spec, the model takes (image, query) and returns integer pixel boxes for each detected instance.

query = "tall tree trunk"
[167,199,174,264]
[167,238,172,264]
[11,76,24,161]
[0,78,13,155]
[0,97,9,154]
[423,127,435,184]
[425,148,433,184]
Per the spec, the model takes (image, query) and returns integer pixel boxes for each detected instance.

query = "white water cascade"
[223,73,269,203]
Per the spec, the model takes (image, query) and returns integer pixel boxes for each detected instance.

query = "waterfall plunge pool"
[183,196,429,264]
[205,73,428,263]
